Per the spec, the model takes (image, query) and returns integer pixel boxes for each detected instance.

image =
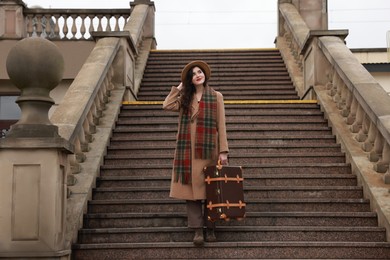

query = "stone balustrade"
[319,36,390,180]
[278,2,390,184]
[24,9,130,40]
[50,36,122,186]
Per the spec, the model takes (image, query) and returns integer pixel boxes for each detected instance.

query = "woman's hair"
[180,66,209,114]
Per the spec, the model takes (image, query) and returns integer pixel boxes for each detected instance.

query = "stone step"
[120,109,324,118]
[110,133,335,140]
[81,211,378,228]
[103,153,346,165]
[115,118,329,127]
[100,163,352,177]
[96,174,358,188]
[86,198,371,213]
[107,145,342,156]
[113,127,333,136]
[91,186,361,200]
[122,103,321,111]
[139,94,300,101]
[71,241,390,259]
[76,226,386,244]
[142,75,292,82]
[110,137,340,147]
[138,85,295,92]
[118,114,326,122]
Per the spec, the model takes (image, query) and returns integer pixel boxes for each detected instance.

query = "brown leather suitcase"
[203,162,246,222]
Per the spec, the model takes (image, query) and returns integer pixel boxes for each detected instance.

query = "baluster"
[327,71,336,97]
[94,95,104,118]
[97,15,103,31]
[88,15,95,39]
[350,104,363,133]
[78,128,89,157]
[69,154,80,174]
[363,122,377,153]
[373,137,389,173]
[355,114,369,142]
[346,97,357,125]
[90,103,100,125]
[82,118,94,144]
[338,83,348,111]
[98,88,107,110]
[67,154,79,192]
[44,14,52,38]
[102,77,110,103]
[73,138,85,164]
[123,14,130,28]
[40,15,48,38]
[63,14,69,39]
[53,14,60,39]
[26,14,34,37]
[87,111,97,134]
[341,89,352,118]
[114,15,120,31]
[80,14,87,40]
[382,144,390,183]
[35,14,43,37]
[107,67,115,91]
[369,131,383,162]
[105,15,112,32]
[70,15,77,39]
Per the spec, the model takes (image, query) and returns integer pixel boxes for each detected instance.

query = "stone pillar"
[278,0,328,37]
[0,37,73,259]
[0,0,26,39]
[292,0,328,30]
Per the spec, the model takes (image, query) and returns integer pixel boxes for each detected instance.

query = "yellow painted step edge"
[123,100,318,105]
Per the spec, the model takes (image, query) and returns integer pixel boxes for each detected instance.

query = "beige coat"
[163,86,229,200]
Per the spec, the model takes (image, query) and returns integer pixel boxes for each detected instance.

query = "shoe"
[206,228,217,242]
[193,228,204,246]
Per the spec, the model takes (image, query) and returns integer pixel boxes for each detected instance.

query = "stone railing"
[46,0,156,249]
[278,2,390,184]
[277,1,390,240]
[23,8,130,40]
[50,37,121,182]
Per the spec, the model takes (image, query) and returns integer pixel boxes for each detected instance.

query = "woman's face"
[191,66,205,86]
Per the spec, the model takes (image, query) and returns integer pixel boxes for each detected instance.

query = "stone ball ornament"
[5,37,65,137]
[6,37,64,100]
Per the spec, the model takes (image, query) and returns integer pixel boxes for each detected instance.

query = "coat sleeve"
[216,91,229,153]
[163,86,181,112]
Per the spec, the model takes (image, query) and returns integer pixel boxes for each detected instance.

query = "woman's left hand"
[219,152,229,165]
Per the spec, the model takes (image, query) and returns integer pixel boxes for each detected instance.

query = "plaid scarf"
[174,86,217,184]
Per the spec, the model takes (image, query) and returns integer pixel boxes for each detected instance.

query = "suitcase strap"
[204,174,244,184]
[207,200,246,210]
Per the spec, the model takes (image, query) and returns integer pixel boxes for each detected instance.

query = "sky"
[22,0,390,50]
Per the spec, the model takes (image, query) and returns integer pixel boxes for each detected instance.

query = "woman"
[163,60,229,246]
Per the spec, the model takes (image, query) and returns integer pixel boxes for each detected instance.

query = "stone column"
[0,37,73,259]
[278,0,328,37]
[0,0,26,39]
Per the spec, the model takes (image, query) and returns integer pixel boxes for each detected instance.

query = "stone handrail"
[50,37,121,179]
[47,0,156,248]
[23,8,130,40]
[278,2,390,184]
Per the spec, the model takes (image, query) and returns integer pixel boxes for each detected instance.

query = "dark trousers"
[186,200,215,229]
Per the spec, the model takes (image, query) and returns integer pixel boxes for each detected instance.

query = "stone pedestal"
[0,0,26,39]
[0,36,74,259]
[0,138,73,259]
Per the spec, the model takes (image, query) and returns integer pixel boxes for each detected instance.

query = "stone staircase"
[71,49,390,259]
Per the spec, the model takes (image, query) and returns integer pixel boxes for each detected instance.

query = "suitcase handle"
[217,159,223,170]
